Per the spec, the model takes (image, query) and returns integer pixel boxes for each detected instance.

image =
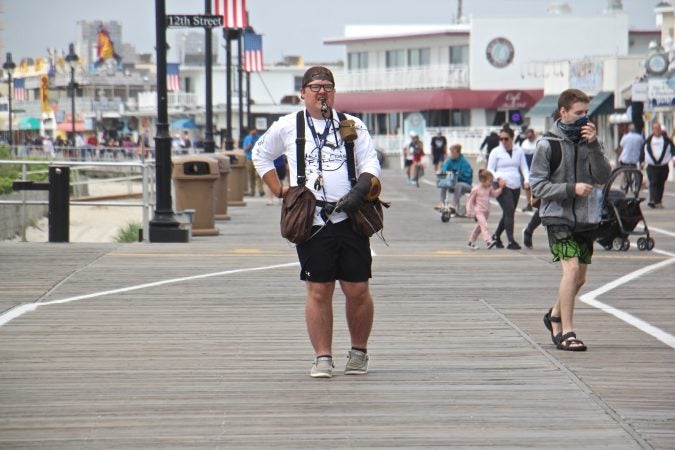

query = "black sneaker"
[522,228,533,249]
[507,241,522,250]
[491,235,504,248]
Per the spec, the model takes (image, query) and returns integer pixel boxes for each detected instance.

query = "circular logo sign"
[486,37,515,68]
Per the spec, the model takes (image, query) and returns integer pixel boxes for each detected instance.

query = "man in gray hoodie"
[530,89,611,352]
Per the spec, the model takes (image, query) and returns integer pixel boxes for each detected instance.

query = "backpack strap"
[337,111,357,187]
[295,110,306,186]
[543,132,562,175]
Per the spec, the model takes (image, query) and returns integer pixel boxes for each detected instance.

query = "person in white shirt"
[520,129,537,212]
[487,126,530,249]
[643,121,674,208]
[253,66,381,378]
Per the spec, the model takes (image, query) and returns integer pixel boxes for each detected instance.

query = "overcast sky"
[3,0,660,64]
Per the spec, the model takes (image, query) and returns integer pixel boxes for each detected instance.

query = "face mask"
[558,116,588,142]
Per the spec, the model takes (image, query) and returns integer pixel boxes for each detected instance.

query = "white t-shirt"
[253,109,381,226]
[521,138,537,156]
[645,136,672,166]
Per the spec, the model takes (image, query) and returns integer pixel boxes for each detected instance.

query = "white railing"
[137,92,199,110]
[335,64,469,92]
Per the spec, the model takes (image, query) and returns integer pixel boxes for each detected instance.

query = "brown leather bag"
[280,185,316,244]
[347,198,389,237]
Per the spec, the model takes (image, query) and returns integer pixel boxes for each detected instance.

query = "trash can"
[210,153,231,220]
[224,150,247,207]
[172,155,219,236]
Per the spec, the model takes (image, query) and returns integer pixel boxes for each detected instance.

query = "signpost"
[166,15,223,28]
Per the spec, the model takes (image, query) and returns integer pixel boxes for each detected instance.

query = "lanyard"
[306,111,337,193]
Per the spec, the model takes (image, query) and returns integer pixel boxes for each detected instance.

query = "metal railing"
[0,158,155,242]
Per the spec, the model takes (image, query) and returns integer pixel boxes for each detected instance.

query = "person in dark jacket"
[530,89,611,352]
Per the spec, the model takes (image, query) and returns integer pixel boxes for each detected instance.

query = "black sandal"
[556,331,587,352]
[543,308,562,345]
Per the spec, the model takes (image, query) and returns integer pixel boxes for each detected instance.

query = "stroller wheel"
[612,237,624,251]
[621,238,630,251]
[441,211,450,222]
[647,237,655,251]
[637,238,647,251]
[603,244,613,251]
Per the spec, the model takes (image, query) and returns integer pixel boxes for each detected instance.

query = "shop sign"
[631,81,648,102]
[647,78,675,107]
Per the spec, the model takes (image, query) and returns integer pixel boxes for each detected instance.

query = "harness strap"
[295,111,306,186]
[337,112,357,187]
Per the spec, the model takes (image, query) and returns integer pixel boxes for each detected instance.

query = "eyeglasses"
[306,84,335,93]
[500,137,510,142]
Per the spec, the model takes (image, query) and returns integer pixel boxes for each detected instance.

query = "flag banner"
[14,78,27,101]
[214,0,247,29]
[167,63,181,92]
[243,31,263,73]
[95,24,122,69]
[40,75,51,113]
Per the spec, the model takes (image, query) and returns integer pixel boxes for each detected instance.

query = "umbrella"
[171,118,199,129]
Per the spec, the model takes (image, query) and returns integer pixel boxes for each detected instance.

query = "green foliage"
[0,146,50,195]
[114,221,142,243]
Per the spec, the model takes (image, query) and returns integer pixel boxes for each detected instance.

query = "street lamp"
[65,43,79,147]
[3,52,16,146]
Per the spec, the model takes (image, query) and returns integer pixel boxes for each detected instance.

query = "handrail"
[0,159,155,243]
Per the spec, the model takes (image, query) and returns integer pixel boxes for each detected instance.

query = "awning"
[527,95,558,117]
[171,118,199,129]
[588,91,614,116]
[528,91,615,118]
[18,117,41,130]
[57,121,87,132]
[333,89,543,114]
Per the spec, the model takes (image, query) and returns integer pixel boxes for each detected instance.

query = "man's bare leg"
[340,280,374,349]
[305,281,335,356]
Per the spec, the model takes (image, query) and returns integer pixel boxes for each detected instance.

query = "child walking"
[466,169,506,249]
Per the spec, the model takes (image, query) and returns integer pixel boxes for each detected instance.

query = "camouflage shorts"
[547,225,595,265]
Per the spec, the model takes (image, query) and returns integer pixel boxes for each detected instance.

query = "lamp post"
[65,43,79,147]
[3,53,16,146]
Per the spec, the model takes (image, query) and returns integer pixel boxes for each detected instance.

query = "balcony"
[334,64,469,93]
[137,92,199,111]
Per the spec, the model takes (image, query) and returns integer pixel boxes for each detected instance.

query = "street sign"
[166,15,223,28]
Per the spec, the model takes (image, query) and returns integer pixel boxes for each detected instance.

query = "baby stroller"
[596,167,654,251]
[436,171,456,223]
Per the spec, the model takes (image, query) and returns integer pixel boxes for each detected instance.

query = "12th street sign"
[166,15,223,28]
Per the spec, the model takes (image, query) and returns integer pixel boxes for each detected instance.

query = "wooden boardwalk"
[1,166,674,449]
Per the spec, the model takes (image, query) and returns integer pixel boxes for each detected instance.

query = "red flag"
[214,0,247,29]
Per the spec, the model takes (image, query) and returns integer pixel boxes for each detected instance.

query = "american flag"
[13,78,27,101]
[243,31,263,73]
[167,63,181,92]
[214,0,247,29]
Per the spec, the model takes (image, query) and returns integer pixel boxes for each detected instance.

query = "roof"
[333,89,543,114]
[324,24,470,46]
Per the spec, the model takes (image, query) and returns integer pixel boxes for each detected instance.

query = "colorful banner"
[40,75,51,113]
[13,78,27,101]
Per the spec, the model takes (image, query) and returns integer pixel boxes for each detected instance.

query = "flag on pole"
[167,63,181,92]
[13,78,27,101]
[214,0,247,29]
[243,31,263,73]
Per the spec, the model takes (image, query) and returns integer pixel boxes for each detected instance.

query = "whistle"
[320,100,329,118]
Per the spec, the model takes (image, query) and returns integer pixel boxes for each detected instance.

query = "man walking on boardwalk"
[530,89,611,352]
[253,66,381,378]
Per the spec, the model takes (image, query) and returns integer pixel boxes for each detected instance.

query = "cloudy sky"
[3,0,660,64]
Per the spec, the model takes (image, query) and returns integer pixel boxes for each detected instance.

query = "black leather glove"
[336,173,375,213]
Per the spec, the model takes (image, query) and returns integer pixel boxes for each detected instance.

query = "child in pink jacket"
[466,169,506,249]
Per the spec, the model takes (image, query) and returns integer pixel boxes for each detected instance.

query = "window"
[348,52,368,70]
[294,76,303,91]
[449,45,469,64]
[386,49,405,68]
[408,48,430,66]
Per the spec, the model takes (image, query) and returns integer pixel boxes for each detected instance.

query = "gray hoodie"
[530,121,611,231]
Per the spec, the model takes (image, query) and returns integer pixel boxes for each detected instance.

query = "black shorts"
[296,220,372,283]
[432,151,445,165]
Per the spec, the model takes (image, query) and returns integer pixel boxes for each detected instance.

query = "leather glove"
[336,173,376,213]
